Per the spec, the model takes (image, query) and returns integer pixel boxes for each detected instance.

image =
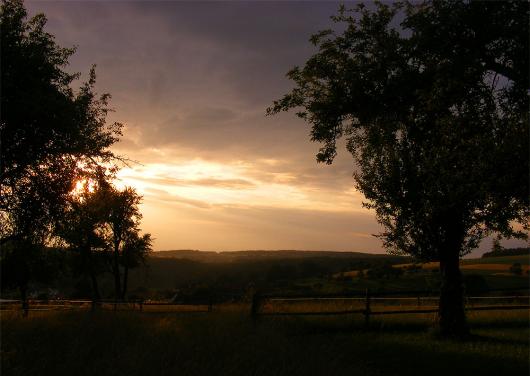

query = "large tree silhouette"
[268,1,529,336]
[0,0,122,309]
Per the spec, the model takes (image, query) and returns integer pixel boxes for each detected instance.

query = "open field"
[335,254,530,280]
[1,309,528,376]
[2,254,528,375]
[394,255,529,270]
[463,255,530,265]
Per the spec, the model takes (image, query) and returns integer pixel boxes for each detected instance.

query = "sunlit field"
[1,309,528,376]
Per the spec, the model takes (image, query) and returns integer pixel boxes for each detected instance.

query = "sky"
[26,1,525,255]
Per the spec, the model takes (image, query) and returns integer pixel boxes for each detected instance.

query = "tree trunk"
[121,264,129,301]
[112,241,121,301]
[438,251,468,337]
[86,247,100,310]
[89,269,100,310]
[20,285,29,318]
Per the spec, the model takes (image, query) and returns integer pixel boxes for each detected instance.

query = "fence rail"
[259,286,530,300]
[2,290,529,319]
[251,290,530,323]
[0,299,212,313]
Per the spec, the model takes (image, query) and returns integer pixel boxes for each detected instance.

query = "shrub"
[509,263,523,276]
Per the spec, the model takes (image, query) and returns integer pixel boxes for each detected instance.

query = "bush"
[509,263,523,276]
[463,274,489,294]
[405,264,422,274]
[366,264,403,279]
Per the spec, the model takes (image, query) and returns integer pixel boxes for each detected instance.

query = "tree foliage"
[0,0,122,244]
[58,180,111,301]
[59,181,152,301]
[269,0,528,260]
[103,185,152,300]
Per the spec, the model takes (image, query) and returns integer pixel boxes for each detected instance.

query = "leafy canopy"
[59,180,152,276]
[0,0,122,243]
[268,1,529,260]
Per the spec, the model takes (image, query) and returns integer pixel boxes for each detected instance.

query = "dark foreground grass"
[1,309,528,376]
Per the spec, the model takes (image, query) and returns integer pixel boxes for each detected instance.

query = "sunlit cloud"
[114,157,367,214]
[143,187,212,209]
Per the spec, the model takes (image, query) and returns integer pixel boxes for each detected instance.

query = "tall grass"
[1,309,528,376]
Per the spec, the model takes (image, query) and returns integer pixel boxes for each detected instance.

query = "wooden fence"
[250,290,530,325]
[0,299,212,313]
[2,289,529,321]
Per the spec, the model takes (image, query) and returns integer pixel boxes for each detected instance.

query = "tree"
[0,241,65,315]
[59,181,152,303]
[491,238,503,254]
[120,231,152,300]
[58,180,110,308]
[0,0,122,309]
[101,186,152,300]
[268,1,529,336]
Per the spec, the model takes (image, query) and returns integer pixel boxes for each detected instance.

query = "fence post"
[22,300,29,317]
[417,295,421,307]
[250,291,261,321]
[364,289,371,328]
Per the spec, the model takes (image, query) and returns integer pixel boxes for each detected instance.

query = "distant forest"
[151,249,398,262]
[482,247,530,258]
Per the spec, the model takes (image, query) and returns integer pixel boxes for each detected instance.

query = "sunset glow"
[115,159,364,211]
[25,1,527,254]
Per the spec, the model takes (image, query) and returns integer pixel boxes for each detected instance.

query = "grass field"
[463,255,530,265]
[1,309,528,376]
[394,255,529,270]
[335,255,530,281]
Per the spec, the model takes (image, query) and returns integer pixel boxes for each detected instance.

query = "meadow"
[1,309,528,376]
[2,253,528,375]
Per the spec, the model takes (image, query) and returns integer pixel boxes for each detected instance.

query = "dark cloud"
[26,1,361,168]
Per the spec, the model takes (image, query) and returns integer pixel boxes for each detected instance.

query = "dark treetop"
[268,0,529,261]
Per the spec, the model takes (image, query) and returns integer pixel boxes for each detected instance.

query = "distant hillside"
[151,250,219,262]
[123,250,409,298]
[482,247,530,258]
[152,249,399,263]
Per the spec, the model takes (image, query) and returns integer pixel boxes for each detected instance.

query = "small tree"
[0,241,64,315]
[100,186,152,300]
[59,181,152,302]
[491,239,503,254]
[58,180,110,307]
[268,1,528,336]
[121,231,152,300]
